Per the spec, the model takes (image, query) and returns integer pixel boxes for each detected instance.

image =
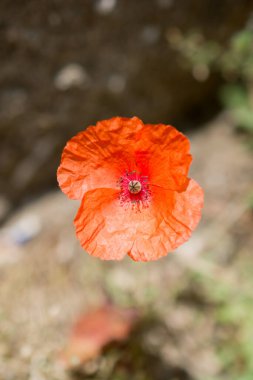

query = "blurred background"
[0,1,253,379]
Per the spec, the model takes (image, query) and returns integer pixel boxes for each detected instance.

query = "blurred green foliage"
[79,30,253,379]
[168,27,253,138]
[248,192,253,210]
[221,85,253,140]
[190,263,253,380]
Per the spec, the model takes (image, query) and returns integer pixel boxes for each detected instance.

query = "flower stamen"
[118,171,151,210]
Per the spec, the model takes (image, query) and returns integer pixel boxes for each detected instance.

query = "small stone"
[20,345,33,359]
[107,74,126,94]
[192,64,210,82]
[157,0,174,8]
[54,63,88,90]
[48,305,61,318]
[141,26,160,45]
[8,214,41,245]
[109,268,135,291]
[95,0,117,14]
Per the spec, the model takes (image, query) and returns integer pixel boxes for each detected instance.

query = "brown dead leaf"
[59,304,138,369]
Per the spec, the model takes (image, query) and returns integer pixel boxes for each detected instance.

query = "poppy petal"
[74,187,165,261]
[57,117,144,200]
[128,179,204,261]
[74,180,203,262]
[74,188,133,260]
[136,123,192,191]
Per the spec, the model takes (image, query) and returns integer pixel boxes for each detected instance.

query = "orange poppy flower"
[57,116,204,261]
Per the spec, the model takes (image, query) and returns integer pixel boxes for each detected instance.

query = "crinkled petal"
[128,179,204,261]
[74,188,132,260]
[57,117,144,200]
[74,180,203,262]
[136,123,192,191]
[57,117,192,199]
[74,187,166,261]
